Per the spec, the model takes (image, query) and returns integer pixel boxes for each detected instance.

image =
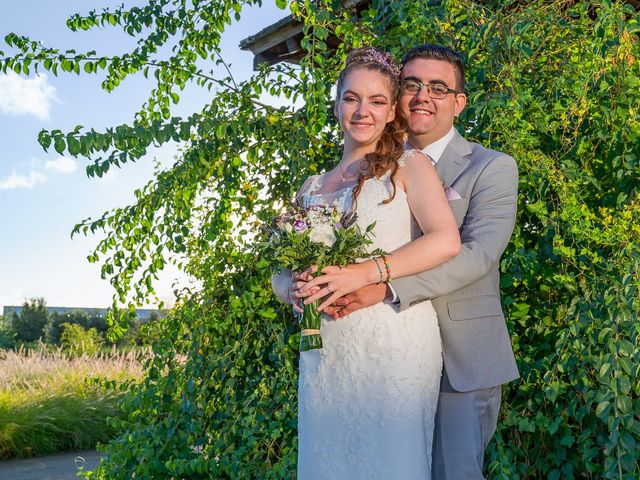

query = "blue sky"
[0,1,286,310]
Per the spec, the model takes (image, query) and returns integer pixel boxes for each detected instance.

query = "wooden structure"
[239,14,305,69]
[239,0,371,69]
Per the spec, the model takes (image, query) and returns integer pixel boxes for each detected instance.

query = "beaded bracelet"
[381,254,392,283]
[372,257,384,284]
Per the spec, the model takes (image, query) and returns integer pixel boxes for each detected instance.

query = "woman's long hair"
[336,47,408,206]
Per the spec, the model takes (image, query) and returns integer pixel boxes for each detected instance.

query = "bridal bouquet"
[260,200,384,351]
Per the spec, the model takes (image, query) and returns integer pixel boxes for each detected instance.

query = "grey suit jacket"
[392,130,519,392]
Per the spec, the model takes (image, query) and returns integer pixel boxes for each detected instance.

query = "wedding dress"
[297,151,442,480]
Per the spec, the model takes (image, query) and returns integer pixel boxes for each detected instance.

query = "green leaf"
[54,137,66,155]
[595,401,610,418]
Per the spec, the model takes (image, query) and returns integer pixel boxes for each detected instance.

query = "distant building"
[1,305,165,321]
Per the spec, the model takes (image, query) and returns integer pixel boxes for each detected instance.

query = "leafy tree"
[45,311,155,346]
[46,311,108,344]
[0,315,15,349]
[60,322,104,356]
[10,298,49,343]
[1,0,638,478]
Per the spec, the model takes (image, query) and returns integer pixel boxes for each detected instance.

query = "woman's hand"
[298,261,378,312]
[290,269,317,313]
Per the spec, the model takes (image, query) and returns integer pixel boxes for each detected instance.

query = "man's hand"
[298,263,377,311]
[324,283,390,319]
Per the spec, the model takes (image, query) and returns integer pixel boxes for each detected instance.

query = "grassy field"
[0,346,145,459]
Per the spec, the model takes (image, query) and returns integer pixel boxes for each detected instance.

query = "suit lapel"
[436,129,472,188]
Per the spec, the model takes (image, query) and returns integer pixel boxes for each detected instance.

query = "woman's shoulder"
[297,174,321,199]
[397,149,434,169]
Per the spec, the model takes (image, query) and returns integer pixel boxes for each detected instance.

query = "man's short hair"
[402,45,466,93]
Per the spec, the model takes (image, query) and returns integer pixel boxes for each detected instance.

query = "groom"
[329,45,520,479]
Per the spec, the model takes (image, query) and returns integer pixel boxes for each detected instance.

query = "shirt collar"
[406,127,456,164]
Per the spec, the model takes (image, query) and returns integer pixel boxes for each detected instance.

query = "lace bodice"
[302,155,422,254]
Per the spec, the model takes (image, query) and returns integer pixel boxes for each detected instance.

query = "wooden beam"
[240,15,303,56]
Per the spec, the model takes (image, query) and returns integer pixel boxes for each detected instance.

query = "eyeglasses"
[400,79,463,99]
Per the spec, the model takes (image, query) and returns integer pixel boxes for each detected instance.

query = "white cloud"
[0,170,47,190]
[0,71,57,120]
[45,156,77,174]
[0,156,78,191]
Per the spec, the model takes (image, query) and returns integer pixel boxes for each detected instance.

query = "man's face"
[399,58,467,149]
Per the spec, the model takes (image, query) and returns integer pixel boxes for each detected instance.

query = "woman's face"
[335,67,396,151]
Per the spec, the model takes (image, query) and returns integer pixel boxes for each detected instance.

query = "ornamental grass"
[0,346,145,459]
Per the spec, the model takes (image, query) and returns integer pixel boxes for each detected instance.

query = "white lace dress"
[298,153,442,480]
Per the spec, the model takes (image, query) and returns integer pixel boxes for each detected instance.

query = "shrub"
[60,323,104,357]
[46,311,108,345]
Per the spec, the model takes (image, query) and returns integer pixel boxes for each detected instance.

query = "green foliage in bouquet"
[259,203,384,350]
[2,0,638,478]
[261,205,379,274]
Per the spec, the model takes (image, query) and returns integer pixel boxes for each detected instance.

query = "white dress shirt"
[406,126,456,165]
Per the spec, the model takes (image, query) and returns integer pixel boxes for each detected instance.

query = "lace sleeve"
[397,149,434,168]
[296,175,318,202]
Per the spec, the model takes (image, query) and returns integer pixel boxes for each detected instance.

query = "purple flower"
[294,220,308,232]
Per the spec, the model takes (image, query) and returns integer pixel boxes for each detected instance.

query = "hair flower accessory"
[347,48,401,79]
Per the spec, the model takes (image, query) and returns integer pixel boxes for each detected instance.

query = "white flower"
[304,207,338,246]
[308,221,336,247]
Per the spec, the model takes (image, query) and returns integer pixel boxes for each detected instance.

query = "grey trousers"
[432,371,502,480]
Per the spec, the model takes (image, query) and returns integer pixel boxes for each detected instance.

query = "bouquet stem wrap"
[300,299,323,352]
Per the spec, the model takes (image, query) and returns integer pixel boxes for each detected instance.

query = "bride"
[272,47,460,479]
